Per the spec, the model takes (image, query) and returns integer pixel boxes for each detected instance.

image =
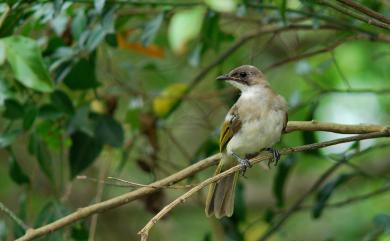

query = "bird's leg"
[264,148,280,167]
[231,152,252,176]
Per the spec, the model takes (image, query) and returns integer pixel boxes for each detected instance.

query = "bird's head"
[216,65,268,91]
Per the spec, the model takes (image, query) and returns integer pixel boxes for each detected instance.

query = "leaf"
[1,36,53,92]
[116,32,164,58]
[71,9,87,40]
[152,83,188,118]
[71,222,89,241]
[302,102,319,155]
[279,0,287,24]
[38,104,63,120]
[23,104,37,130]
[9,154,30,185]
[69,131,103,178]
[28,133,54,182]
[64,54,100,90]
[50,90,74,115]
[93,114,124,147]
[94,0,105,13]
[3,98,24,119]
[312,173,355,219]
[141,12,164,46]
[273,156,296,208]
[0,129,21,148]
[168,7,206,55]
[67,105,94,135]
[204,0,238,12]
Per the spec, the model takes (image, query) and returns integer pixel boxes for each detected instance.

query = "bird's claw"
[264,148,280,168]
[232,152,252,176]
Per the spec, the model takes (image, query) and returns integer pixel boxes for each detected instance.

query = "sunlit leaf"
[168,7,206,55]
[94,0,105,13]
[153,83,187,118]
[1,36,53,92]
[204,0,238,12]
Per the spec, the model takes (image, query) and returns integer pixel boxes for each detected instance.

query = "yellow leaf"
[153,83,188,117]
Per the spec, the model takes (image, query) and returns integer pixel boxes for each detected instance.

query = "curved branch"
[138,131,389,240]
[16,121,390,241]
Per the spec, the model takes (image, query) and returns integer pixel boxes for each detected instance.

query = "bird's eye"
[239,72,247,78]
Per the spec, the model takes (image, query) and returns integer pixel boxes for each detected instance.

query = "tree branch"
[336,0,390,24]
[0,201,29,231]
[15,121,390,241]
[318,0,390,30]
[138,131,389,241]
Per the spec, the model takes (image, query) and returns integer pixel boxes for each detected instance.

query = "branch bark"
[138,131,389,241]
[16,121,390,241]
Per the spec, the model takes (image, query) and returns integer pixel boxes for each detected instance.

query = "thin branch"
[285,121,389,134]
[299,184,390,211]
[106,177,196,189]
[16,121,390,241]
[336,0,390,24]
[318,0,390,30]
[138,131,389,241]
[0,201,29,231]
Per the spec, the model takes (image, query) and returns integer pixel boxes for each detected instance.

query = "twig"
[258,158,346,241]
[0,201,29,231]
[336,0,390,24]
[318,0,390,30]
[138,131,389,241]
[16,121,390,241]
[107,177,196,189]
[299,184,390,211]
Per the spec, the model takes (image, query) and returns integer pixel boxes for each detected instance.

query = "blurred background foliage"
[0,0,390,241]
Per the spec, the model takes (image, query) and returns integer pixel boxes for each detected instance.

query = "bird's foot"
[232,152,252,176]
[264,148,280,168]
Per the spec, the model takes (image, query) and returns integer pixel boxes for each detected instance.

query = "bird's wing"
[219,107,242,152]
[283,112,288,132]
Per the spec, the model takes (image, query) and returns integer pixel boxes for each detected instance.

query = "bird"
[205,65,288,218]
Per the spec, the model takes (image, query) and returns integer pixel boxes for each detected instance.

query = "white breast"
[225,86,286,157]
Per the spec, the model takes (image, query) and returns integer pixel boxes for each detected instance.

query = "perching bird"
[205,65,288,218]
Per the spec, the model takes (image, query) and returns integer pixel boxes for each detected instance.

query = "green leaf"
[9,154,30,185]
[67,105,94,135]
[71,9,87,41]
[3,98,24,119]
[23,104,37,130]
[302,103,319,155]
[0,129,21,148]
[204,0,238,12]
[1,36,53,92]
[69,131,103,178]
[312,173,355,219]
[94,0,105,13]
[141,12,164,46]
[71,222,89,241]
[28,133,54,182]
[279,0,287,24]
[168,7,206,55]
[38,104,63,120]
[64,54,100,90]
[273,156,296,207]
[50,90,74,115]
[93,114,124,147]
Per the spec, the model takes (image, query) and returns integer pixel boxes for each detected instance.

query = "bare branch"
[336,0,390,24]
[15,121,390,241]
[138,131,389,241]
[0,201,29,231]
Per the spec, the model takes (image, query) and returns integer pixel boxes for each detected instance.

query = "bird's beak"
[216,74,231,81]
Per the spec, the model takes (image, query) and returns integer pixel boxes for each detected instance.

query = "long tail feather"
[205,155,238,218]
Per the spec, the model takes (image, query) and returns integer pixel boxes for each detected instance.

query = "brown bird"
[205,65,288,218]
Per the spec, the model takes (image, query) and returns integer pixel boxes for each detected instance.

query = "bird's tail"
[205,155,238,218]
